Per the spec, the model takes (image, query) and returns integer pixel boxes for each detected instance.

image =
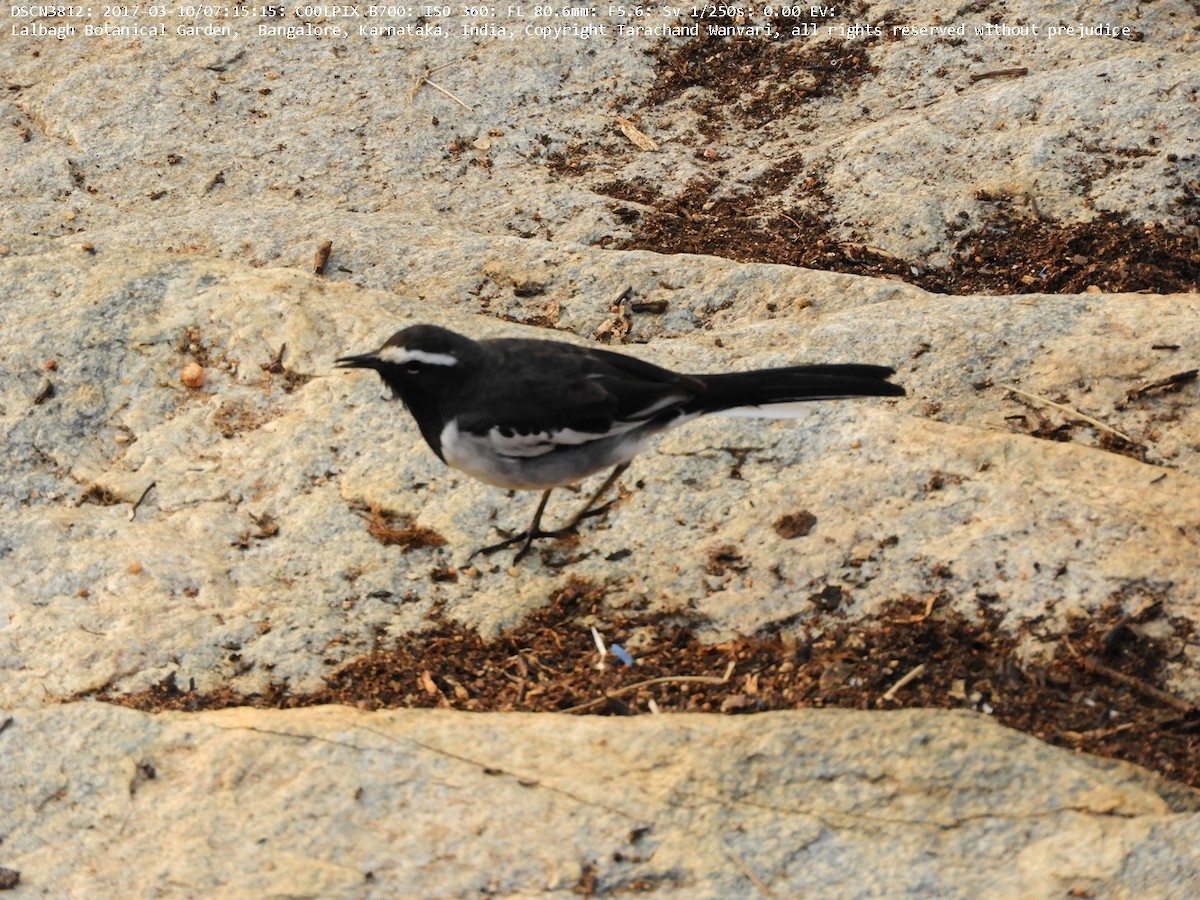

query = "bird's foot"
[469,499,619,564]
[468,529,548,564]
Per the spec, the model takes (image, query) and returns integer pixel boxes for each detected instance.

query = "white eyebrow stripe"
[378,347,458,367]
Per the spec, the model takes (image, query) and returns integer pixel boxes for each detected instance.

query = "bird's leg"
[559,462,630,531]
[470,488,554,562]
[470,463,631,563]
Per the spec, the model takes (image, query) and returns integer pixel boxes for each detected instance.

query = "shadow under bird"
[337,324,905,562]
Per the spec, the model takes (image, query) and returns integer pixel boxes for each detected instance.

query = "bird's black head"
[337,325,485,462]
[336,324,481,405]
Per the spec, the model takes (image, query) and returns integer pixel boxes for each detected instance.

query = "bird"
[337,324,905,562]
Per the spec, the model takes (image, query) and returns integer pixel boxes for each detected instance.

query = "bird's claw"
[468,499,618,564]
[468,524,573,564]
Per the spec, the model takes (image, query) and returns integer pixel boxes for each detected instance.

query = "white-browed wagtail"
[337,324,904,561]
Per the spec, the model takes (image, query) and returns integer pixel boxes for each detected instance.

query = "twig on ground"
[999,383,1135,443]
[561,661,736,714]
[409,61,472,111]
[880,664,927,704]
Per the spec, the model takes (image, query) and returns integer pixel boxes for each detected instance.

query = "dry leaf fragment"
[616,116,659,151]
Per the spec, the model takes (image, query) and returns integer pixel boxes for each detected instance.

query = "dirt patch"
[99,581,1200,789]
[645,26,875,135]
[597,29,1200,295]
[354,502,447,553]
[615,177,1200,295]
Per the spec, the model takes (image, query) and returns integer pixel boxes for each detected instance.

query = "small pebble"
[181,362,205,389]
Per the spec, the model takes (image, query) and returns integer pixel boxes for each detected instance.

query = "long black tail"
[691,364,905,413]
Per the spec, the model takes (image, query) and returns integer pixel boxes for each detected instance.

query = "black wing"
[452,339,703,459]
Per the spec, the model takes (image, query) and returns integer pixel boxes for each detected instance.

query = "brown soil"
[100,580,1200,789]
[615,184,1200,295]
[597,32,1200,295]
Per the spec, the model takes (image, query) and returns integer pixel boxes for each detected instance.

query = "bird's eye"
[404,363,421,375]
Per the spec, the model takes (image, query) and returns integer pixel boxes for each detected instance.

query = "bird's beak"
[335,353,381,370]
[336,351,404,401]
